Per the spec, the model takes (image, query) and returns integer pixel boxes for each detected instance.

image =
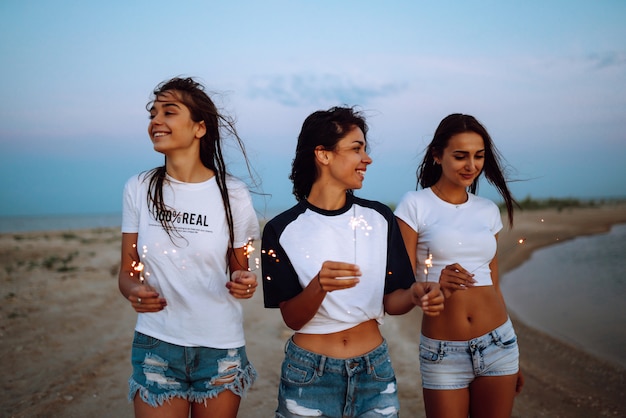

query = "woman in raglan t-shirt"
[118,77,259,418]
[261,106,444,418]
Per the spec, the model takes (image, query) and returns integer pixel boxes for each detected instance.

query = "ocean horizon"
[0,213,123,234]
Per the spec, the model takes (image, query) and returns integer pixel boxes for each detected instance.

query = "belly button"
[466,316,473,323]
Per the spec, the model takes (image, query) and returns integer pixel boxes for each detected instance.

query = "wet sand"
[1,203,625,417]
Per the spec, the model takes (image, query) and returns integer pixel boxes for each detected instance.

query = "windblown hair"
[144,77,252,249]
[417,113,517,226]
[290,106,368,201]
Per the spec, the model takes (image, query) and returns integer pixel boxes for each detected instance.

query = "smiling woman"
[118,77,260,418]
[261,106,444,417]
[395,113,522,418]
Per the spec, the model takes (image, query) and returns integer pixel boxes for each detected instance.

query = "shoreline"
[1,204,625,417]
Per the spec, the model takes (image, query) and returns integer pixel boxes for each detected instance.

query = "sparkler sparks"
[349,208,372,265]
[244,237,261,271]
[130,243,149,285]
[132,261,145,285]
[423,248,433,280]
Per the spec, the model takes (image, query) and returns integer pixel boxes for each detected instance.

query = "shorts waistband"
[284,337,390,374]
[421,318,514,351]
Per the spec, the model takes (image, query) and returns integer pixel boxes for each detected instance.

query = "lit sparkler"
[349,208,372,265]
[423,248,433,280]
[130,243,149,285]
[244,237,260,271]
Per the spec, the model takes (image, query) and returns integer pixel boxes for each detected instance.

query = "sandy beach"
[1,204,625,417]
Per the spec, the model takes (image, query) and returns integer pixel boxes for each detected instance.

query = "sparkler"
[244,237,260,271]
[348,207,372,265]
[133,261,146,285]
[130,243,149,285]
[423,248,433,281]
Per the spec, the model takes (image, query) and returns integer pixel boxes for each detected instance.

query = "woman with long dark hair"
[118,77,259,418]
[395,113,523,418]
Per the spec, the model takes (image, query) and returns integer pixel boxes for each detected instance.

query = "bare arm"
[118,233,166,312]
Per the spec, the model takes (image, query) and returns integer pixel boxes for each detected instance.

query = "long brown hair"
[144,77,254,249]
[417,113,517,226]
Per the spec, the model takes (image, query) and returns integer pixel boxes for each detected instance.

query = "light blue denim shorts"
[276,338,400,418]
[419,318,519,390]
[128,331,257,407]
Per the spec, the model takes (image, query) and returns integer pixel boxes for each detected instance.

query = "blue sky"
[1,0,625,219]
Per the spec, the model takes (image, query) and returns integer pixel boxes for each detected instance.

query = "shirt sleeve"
[261,220,303,308]
[394,191,419,233]
[121,175,140,234]
[229,180,260,248]
[384,205,417,294]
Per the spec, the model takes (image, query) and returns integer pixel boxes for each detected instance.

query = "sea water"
[501,223,626,368]
[0,213,122,233]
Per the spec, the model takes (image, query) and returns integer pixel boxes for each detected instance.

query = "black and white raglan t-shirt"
[261,193,415,334]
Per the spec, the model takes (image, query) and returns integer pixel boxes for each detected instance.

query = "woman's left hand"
[411,282,445,316]
[227,270,258,299]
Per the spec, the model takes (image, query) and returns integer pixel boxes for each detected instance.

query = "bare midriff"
[422,286,509,341]
[293,319,383,358]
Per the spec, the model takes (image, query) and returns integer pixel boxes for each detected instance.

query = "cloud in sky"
[247,74,408,107]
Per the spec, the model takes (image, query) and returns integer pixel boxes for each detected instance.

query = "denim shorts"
[128,331,257,407]
[275,338,400,418]
[419,318,519,390]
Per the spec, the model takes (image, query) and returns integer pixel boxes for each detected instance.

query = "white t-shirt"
[122,173,259,348]
[394,188,502,286]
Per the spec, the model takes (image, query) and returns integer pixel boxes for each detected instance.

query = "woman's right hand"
[127,284,166,313]
[439,263,476,298]
[317,261,361,293]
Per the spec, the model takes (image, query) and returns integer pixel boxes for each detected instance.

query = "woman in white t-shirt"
[118,77,260,418]
[262,106,444,418]
[395,114,523,418]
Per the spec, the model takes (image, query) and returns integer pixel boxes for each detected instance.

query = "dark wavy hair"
[290,106,368,201]
[417,113,517,226]
[144,77,252,248]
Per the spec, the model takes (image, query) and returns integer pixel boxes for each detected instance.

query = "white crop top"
[394,188,503,286]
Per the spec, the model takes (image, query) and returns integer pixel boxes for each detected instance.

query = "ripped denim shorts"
[275,338,399,418]
[128,331,257,407]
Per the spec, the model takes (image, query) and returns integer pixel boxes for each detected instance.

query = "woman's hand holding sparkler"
[128,282,166,313]
[316,261,361,293]
[439,263,476,298]
[410,282,445,316]
[227,270,258,299]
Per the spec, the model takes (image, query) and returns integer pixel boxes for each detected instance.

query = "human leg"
[134,394,190,418]
[190,389,241,418]
[469,374,518,418]
[468,318,519,417]
[423,388,469,418]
